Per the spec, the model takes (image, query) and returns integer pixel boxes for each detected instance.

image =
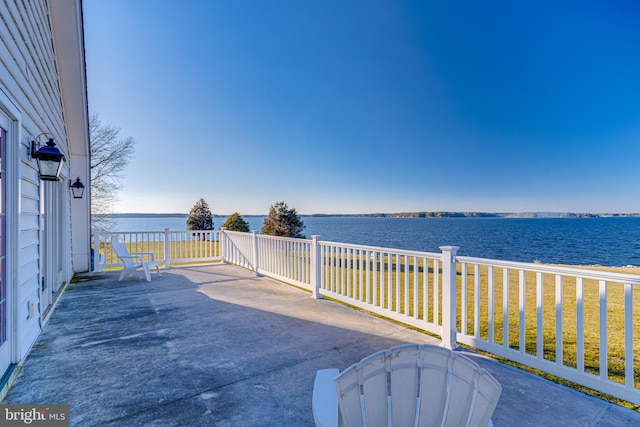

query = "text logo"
[1,405,69,426]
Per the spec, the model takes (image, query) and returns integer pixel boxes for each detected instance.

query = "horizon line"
[108,211,640,217]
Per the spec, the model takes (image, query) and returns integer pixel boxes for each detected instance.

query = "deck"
[3,264,640,426]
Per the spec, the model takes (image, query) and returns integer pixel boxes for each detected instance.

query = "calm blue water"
[110,215,640,267]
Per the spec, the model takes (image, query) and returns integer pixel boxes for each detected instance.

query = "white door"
[40,178,65,314]
[0,117,10,373]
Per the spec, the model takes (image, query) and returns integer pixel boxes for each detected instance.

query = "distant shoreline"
[109,212,640,218]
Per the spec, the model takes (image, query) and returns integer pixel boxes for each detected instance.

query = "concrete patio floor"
[3,263,640,426]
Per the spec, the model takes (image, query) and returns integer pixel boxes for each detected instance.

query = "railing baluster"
[625,282,634,389]
[320,244,325,290]
[488,266,494,344]
[359,250,364,301]
[474,264,480,339]
[461,262,468,335]
[373,252,378,306]
[331,246,340,293]
[366,250,371,303]
[288,241,292,279]
[536,271,543,359]
[339,246,344,295]
[328,244,333,291]
[576,277,585,372]
[387,253,392,311]
[413,256,418,319]
[504,267,509,349]
[297,241,300,281]
[519,269,526,353]
[404,255,409,315]
[278,240,283,276]
[423,257,429,322]
[380,253,385,308]
[346,248,351,297]
[599,280,608,380]
[556,274,563,365]
[433,259,439,325]
[395,253,401,313]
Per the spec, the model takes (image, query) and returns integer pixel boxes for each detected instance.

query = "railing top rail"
[253,233,310,243]
[319,240,443,259]
[457,255,640,284]
[95,230,168,234]
[224,230,256,237]
[166,230,216,235]
[94,229,217,234]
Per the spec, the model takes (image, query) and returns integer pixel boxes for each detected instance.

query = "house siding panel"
[2,0,66,138]
[0,0,88,384]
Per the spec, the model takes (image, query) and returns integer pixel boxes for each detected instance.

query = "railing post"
[252,230,261,276]
[220,227,227,263]
[163,228,171,268]
[311,235,322,299]
[92,228,102,272]
[440,246,459,349]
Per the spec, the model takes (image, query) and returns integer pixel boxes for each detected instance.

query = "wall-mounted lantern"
[30,134,65,181]
[70,177,85,199]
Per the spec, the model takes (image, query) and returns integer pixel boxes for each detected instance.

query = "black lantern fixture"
[70,177,85,199]
[30,134,65,181]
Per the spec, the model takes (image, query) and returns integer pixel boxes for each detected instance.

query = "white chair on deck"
[111,235,160,282]
[312,344,502,427]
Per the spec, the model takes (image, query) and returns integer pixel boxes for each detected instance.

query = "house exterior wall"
[0,0,89,395]
[50,0,91,275]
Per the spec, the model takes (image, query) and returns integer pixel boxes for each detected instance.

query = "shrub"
[222,212,250,232]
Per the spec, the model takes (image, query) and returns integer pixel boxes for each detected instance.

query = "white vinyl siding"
[0,0,73,362]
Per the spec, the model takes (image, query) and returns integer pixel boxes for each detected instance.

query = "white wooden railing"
[92,228,222,270]
[221,231,640,406]
[454,256,640,405]
[93,228,640,405]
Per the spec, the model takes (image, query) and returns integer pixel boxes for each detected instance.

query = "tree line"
[187,199,305,238]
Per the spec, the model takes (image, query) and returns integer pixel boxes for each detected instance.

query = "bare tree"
[90,114,136,230]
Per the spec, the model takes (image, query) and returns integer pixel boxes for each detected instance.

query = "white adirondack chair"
[312,344,502,427]
[111,235,160,282]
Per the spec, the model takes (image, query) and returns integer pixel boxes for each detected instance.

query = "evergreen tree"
[261,201,305,238]
[186,198,214,231]
[222,212,250,232]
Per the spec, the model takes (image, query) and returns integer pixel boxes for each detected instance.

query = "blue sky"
[83,0,640,215]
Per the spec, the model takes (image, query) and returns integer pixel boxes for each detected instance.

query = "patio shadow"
[3,264,436,426]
